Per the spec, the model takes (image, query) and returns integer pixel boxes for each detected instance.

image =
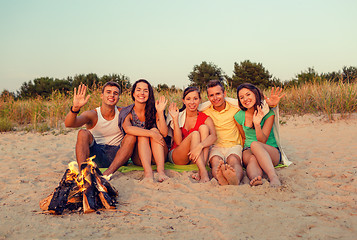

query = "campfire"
[40,156,118,214]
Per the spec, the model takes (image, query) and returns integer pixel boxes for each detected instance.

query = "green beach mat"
[99,162,287,173]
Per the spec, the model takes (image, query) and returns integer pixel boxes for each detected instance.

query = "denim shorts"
[89,140,121,168]
[243,146,282,164]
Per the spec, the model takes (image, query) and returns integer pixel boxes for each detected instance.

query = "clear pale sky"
[1,0,356,92]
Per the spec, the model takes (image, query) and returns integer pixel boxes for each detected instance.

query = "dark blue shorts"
[89,141,121,168]
[243,146,282,164]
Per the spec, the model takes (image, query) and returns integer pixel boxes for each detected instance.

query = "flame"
[65,161,79,182]
[41,155,118,214]
[68,161,79,174]
[73,155,98,192]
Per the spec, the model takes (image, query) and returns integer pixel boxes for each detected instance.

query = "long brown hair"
[236,83,263,111]
[131,79,156,129]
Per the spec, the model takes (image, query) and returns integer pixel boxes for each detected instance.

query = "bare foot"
[191,172,200,181]
[216,161,228,185]
[142,171,154,182]
[250,176,263,186]
[141,176,154,184]
[157,172,169,182]
[269,175,281,187]
[222,164,239,185]
[199,175,210,183]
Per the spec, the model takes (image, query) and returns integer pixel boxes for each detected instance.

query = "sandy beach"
[0,114,356,240]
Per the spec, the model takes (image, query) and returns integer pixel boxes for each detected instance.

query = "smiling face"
[183,90,200,112]
[207,85,226,111]
[101,85,120,106]
[132,81,149,104]
[238,88,256,109]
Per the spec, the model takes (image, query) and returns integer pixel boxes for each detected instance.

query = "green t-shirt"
[234,109,278,148]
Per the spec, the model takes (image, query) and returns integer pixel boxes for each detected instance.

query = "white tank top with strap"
[89,107,123,146]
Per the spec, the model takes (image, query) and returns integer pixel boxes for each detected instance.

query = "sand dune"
[0,114,356,239]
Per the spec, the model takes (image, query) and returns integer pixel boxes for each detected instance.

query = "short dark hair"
[207,80,225,92]
[102,81,121,94]
[236,83,263,111]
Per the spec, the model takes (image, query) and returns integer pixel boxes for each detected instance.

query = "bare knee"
[122,134,137,146]
[209,156,221,168]
[250,141,262,149]
[227,154,241,166]
[138,136,150,144]
[190,130,200,141]
[198,124,209,137]
[77,129,93,145]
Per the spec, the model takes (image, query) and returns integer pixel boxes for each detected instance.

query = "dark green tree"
[18,77,74,99]
[100,74,131,91]
[52,79,72,93]
[296,67,322,85]
[341,66,357,82]
[18,81,35,98]
[188,61,225,89]
[0,89,15,100]
[72,73,99,89]
[321,66,357,83]
[17,77,53,98]
[170,85,178,92]
[229,60,273,89]
[156,83,169,92]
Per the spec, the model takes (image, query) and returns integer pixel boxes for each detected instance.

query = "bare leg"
[133,136,154,181]
[75,129,93,167]
[243,149,264,186]
[171,133,193,165]
[189,131,209,183]
[103,134,136,176]
[150,129,169,182]
[190,125,210,181]
[198,124,210,165]
[250,141,281,187]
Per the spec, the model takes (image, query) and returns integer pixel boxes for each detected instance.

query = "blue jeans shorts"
[89,140,121,168]
[242,146,282,164]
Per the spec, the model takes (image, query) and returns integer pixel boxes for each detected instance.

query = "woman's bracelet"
[70,106,80,114]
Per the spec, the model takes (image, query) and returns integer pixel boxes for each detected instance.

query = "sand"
[0,114,356,240]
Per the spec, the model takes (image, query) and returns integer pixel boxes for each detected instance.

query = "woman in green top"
[234,83,281,187]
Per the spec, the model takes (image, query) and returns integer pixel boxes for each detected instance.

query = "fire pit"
[40,156,118,214]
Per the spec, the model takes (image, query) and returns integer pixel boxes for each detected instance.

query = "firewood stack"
[40,157,118,214]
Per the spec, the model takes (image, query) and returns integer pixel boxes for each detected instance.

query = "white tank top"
[89,107,123,146]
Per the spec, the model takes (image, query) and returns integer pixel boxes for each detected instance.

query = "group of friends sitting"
[65,79,285,187]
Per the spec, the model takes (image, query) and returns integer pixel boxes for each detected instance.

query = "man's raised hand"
[73,84,91,110]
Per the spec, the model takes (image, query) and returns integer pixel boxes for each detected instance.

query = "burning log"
[40,157,118,215]
[47,169,78,214]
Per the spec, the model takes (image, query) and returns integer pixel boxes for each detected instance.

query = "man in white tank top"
[65,81,136,177]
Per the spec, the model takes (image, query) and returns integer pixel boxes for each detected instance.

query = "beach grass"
[0,81,356,132]
[278,80,357,120]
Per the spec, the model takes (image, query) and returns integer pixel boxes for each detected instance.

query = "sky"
[1,0,356,93]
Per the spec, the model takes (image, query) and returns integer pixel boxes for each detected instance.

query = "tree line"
[1,60,356,100]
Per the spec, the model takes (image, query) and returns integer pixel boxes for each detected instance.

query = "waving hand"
[264,87,285,107]
[73,84,91,109]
